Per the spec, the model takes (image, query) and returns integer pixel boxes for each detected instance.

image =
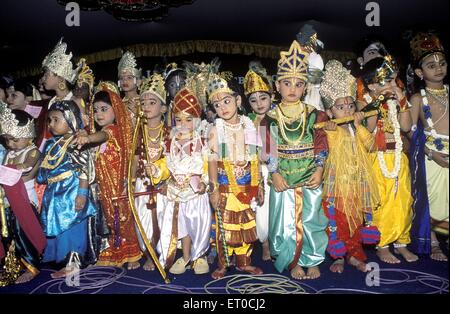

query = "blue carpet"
[1,238,448,294]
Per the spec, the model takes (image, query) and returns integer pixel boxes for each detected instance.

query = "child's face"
[211,92,240,121]
[174,112,195,134]
[141,92,165,120]
[93,101,115,127]
[42,70,60,91]
[3,134,31,152]
[248,91,271,115]
[6,90,27,110]
[48,110,71,136]
[166,74,186,100]
[119,71,138,92]
[329,96,356,119]
[276,78,306,103]
[417,53,447,83]
[368,72,399,97]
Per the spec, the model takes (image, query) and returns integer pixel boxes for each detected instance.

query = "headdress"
[42,38,78,84]
[366,55,399,86]
[139,73,166,104]
[320,60,357,109]
[277,40,309,82]
[163,62,185,81]
[118,51,142,78]
[243,61,272,96]
[207,73,234,102]
[173,87,202,118]
[410,32,445,65]
[76,58,95,92]
[0,100,35,138]
[49,100,83,133]
[94,81,120,96]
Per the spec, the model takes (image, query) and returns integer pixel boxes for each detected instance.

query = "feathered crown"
[374,55,398,85]
[163,62,185,80]
[0,101,35,138]
[277,40,309,82]
[243,61,272,96]
[410,32,445,65]
[118,51,142,78]
[139,73,166,104]
[320,60,356,109]
[173,87,202,118]
[42,38,78,84]
[76,58,95,91]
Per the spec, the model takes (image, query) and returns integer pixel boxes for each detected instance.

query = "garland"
[421,86,448,152]
[376,99,402,179]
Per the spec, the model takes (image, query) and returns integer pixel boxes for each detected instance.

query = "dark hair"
[93,90,112,106]
[11,109,34,126]
[360,57,386,88]
[0,75,14,91]
[49,100,83,132]
[355,35,389,58]
[13,80,34,97]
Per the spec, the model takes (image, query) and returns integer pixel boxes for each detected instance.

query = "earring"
[58,82,66,91]
[420,76,424,81]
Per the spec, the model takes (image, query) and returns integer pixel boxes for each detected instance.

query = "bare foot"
[394,246,419,262]
[290,265,307,280]
[376,247,400,264]
[430,241,448,262]
[15,270,38,284]
[306,266,321,280]
[236,265,263,275]
[211,267,227,280]
[329,259,344,273]
[143,258,155,271]
[127,261,140,270]
[348,256,368,273]
[261,241,271,261]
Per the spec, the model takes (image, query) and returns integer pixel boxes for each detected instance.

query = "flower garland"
[420,86,448,152]
[376,99,403,179]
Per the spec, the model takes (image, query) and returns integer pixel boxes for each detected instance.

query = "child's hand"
[257,184,265,206]
[72,131,90,149]
[145,163,159,178]
[432,151,449,168]
[75,195,86,211]
[197,182,207,195]
[209,190,220,210]
[353,112,365,127]
[272,172,289,192]
[324,121,337,131]
[306,167,323,190]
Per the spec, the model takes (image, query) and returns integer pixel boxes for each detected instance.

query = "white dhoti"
[425,158,449,222]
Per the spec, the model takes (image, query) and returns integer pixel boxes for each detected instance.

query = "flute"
[313,110,378,129]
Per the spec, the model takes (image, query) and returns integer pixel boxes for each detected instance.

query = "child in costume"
[158,87,211,275]
[163,63,187,127]
[37,100,96,278]
[118,51,142,126]
[360,55,418,264]
[265,39,329,280]
[319,60,380,273]
[0,104,46,285]
[243,61,273,261]
[207,74,264,279]
[132,73,170,271]
[72,82,143,269]
[409,32,448,261]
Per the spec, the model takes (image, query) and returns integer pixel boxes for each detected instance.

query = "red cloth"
[0,165,47,259]
[30,99,50,149]
[323,200,367,262]
[313,110,329,155]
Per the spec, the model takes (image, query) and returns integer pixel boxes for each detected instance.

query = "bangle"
[78,187,89,197]
[427,149,433,161]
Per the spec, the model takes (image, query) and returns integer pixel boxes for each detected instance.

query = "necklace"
[421,86,449,152]
[147,122,163,131]
[41,136,74,170]
[223,116,243,131]
[425,86,447,95]
[276,103,307,145]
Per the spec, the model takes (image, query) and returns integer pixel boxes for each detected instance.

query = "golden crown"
[207,73,234,102]
[374,55,398,85]
[118,51,142,78]
[410,32,445,64]
[139,73,166,104]
[42,38,78,84]
[0,101,35,139]
[94,81,120,96]
[277,40,309,82]
[319,60,356,109]
[76,58,95,91]
[244,61,272,96]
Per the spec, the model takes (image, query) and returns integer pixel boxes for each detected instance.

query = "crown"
[94,81,120,96]
[319,60,356,109]
[277,40,309,82]
[410,32,445,64]
[163,62,184,80]
[76,58,95,91]
[207,73,234,102]
[42,38,78,84]
[0,101,35,138]
[173,87,202,118]
[374,55,398,85]
[118,51,142,78]
[139,73,166,104]
[243,61,272,96]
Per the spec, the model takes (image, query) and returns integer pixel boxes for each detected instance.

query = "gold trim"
[223,220,256,231]
[47,170,73,184]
